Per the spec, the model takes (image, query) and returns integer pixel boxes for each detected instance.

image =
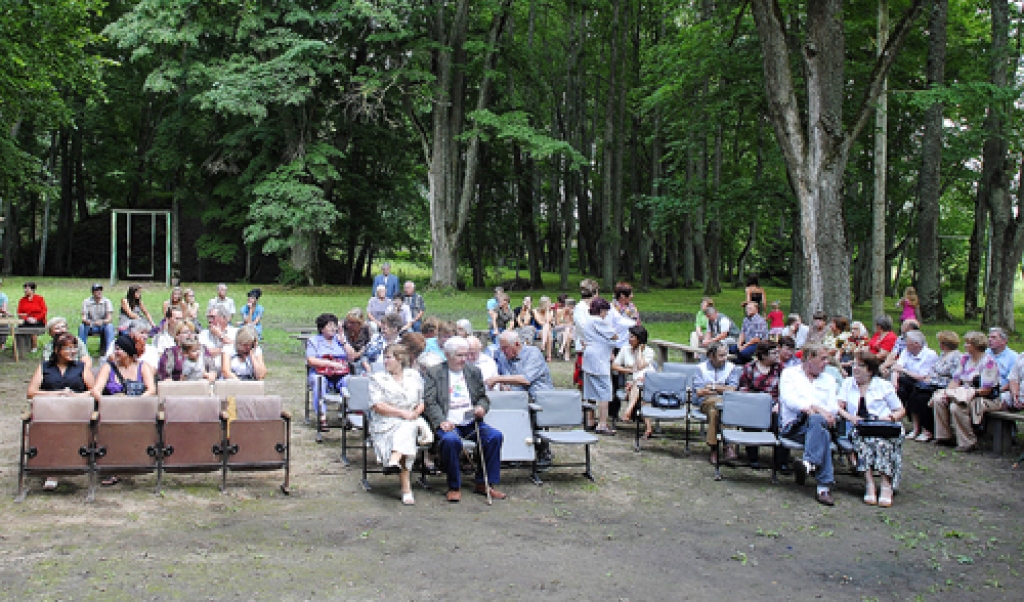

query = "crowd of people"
[14,266,1023,508]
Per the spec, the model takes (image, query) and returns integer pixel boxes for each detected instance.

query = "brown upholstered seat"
[95,396,160,479]
[223,395,290,494]
[159,396,227,491]
[17,396,98,502]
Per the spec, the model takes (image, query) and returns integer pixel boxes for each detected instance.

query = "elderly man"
[199,305,237,370]
[423,337,505,502]
[891,330,939,442]
[79,283,115,355]
[779,344,840,506]
[207,283,236,322]
[880,319,920,377]
[1004,352,1024,412]
[488,330,554,395]
[693,341,740,464]
[778,336,801,368]
[467,336,499,388]
[700,306,736,348]
[785,314,809,348]
[372,262,400,299]
[986,327,1018,399]
[731,301,767,364]
[401,281,425,333]
[42,317,93,372]
[153,307,185,353]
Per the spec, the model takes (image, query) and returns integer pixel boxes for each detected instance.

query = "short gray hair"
[443,336,469,356]
[499,330,520,346]
[803,343,827,360]
[213,305,231,319]
[455,319,473,336]
[905,330,926,346]
[874,315,893,332]
[989,327,1008,342]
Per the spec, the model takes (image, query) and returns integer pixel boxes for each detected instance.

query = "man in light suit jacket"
[423,336,506,503]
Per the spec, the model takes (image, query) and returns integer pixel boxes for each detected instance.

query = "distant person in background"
[207,283,236,322]
[534,296,555,362]
[744,274,766,309]
[118,285,155,335]
[239,288,264,339]
[372,262,400,299]
[0,278,9,350]
[691,297,713,347]
[17,282,48,352]
[402,281,426,332]
[554,298,575,361]
[385,295,413,334]
[79,283,115,355]
[182,288,201,330]
[898,286,920,323]
[766,301,785,336]
[785,314,810,349]
[367,284,390,330]
[489,293,514,344]
[162,286,187,318]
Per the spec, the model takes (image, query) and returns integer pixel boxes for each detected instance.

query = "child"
[898,286,919,323]
[767,301,786,336]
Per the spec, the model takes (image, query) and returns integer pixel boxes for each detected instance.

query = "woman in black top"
[27,333,96,398]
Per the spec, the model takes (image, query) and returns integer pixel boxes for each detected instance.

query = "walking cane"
[474,418,492,505]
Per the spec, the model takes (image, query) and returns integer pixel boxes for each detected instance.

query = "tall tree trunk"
[704,124,723,295]
[750,0,926,317]
[916,0,949,321]
[980,0,1023,330]
[871,0,889,318]
[600,0,620,290]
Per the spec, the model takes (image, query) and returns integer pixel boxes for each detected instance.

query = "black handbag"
[855,420,902,439]
[651,391,684,409]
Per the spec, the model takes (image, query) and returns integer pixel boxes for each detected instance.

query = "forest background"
[2,0,1024,328]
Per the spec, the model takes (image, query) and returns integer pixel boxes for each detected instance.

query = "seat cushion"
[641,407,689,421]
[538,431,598,445]
[721,430,777,446]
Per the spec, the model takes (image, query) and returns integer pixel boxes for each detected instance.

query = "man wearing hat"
[80,283,115,356]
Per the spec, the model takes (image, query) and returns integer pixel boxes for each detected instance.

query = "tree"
[749,0,929,317]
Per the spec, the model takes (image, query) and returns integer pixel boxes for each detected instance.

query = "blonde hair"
[235,326,258,350]
[904,287,919,309]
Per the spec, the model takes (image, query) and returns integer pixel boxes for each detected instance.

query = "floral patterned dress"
[369,369,424,470]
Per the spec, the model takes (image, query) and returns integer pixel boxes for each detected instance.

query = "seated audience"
[306,313,355,428]
[804,311,828,346]
[837,352,905,507]
[79,283,115,355]
[222,326,267,381]
[399,332,430,372]
[157,321,217,382]
[554,297,575,361]
[422,337,505,502]
[401,281,426,332]
[890,330,938,442]
[731,301,767,363]
[692,297,713,347]
[239,288,264,339]
[489,292,514,343]
[94,333,157,399]
[369,343,429,506]
[199,305,238,369]
[785,313,809,348]
[466,336,498,387]
[614,325,656,439]
[866,315,898,362]
[182,288,201,330]
[162,285,187,318]
[1005,350,1024,412]
[693,341,739,463]
[701,305,736,349]
[880,319,920,377]
[737,341,782,468]
[366,285,390,330]
[534,296,556,362]
[779,344,840,506]
[488,330,554,395]
[931,331,1001,452]
[118,285,155,335]
[385,295,413,333]
[0,278,8,350]
[17,282,47,352]
[207,283,236,322]
[455,319,473,338]
[778,336,801,368]
[343,309,373,374]
[986,327,1018,402]
[152,307,185,353]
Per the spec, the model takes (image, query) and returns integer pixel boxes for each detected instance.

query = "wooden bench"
[986,410,1024,456]
[649,339,706,366]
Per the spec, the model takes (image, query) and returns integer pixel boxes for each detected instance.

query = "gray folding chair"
[486,408,536,465]
[339,376,371,468]
[636,371,691,453]
[714,391,779,483]
[486,390,531,411]
[530,389,597,485]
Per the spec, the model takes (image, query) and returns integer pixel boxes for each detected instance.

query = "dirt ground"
[2,340,1024,601]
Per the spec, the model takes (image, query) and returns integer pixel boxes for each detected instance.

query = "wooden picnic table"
[649,338,705,366]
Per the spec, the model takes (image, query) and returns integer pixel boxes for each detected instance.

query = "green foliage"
[468,109,587,167]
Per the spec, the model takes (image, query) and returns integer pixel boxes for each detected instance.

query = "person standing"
[79,283,115,355]
[372,262,400,299]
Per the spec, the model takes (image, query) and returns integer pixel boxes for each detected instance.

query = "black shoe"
[794,461,806,485]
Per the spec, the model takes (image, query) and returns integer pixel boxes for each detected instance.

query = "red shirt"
[17,294,47,323]
[867,331,897,354]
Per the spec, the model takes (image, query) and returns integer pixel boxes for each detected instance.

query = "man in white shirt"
[786,314,810,348]
[467,336,499,390]
[199,305,237,370]
[422,337,505,503]
[207,283,236,322]
[778,344,840,506]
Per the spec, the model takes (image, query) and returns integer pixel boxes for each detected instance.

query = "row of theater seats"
[16,380,290,502]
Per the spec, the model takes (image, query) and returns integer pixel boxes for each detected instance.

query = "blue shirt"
[0,292,9,313]
[507,345,553,396]
[372,274,400,299]
[240,303,264,337]
[987,347,1019,388]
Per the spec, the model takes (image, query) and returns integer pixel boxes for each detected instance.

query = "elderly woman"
[366,285,390,329]
[239,288,264,339]
[837,352,905,507]
[157,321,216,381]
[581,297,619,435]
[455,319,473,338]
[614,325,656,437]
[931,331,1000,453]
[306,313,356,429]
[369,343,430,505]
[41,317,93,372]
[866,315,898,361]
[343,308,373,374]
[222,327,267,381]
[533,296,555,362]
[26,332,97,490]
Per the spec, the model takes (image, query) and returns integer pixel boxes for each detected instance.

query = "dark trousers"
[436,422,503,491]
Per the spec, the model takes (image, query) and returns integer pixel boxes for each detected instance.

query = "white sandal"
[401,492,415,506]
[43,478,59,490]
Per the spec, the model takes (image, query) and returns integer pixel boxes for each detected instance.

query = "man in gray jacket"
[423,336,506,503]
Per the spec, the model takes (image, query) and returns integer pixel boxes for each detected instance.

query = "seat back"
[487,390,530,411]
[641,371,689,403]
[95,396,160,471]
[532,389,584,429]
[226,395,287,468]
[662,362,701,384]
[31,396,95,422]
[346,376,372,413]
[720,391,773,430]
[485,409,535,463]
[24,396,95,472]
[158,380,212,401]
[214,380,264,398]
[161,396,225,469]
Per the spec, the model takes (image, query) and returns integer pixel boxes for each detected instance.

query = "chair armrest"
[157,411,165,422]
[281,410,292,420]
[220,411,231,421]
[90,411,100,424]
[21,411,31,422]
[581,402,597,411]
[528,403,544,413]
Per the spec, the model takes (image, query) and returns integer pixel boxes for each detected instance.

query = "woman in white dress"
[614,325,656,436]
[369,343,430,505]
